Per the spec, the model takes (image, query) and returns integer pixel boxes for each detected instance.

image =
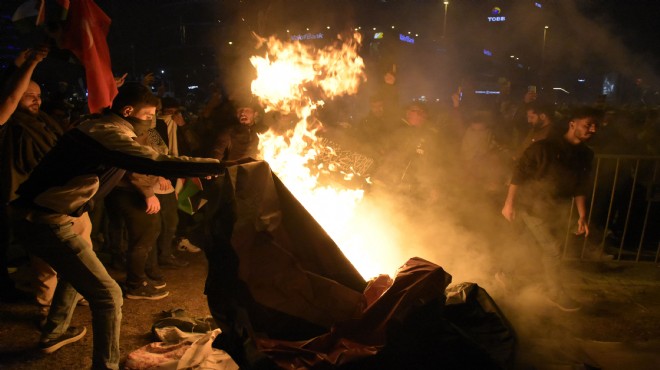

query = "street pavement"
[1,252,659,369]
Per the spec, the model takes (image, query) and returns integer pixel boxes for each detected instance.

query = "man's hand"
[16,47,49,67]
[501,202,516,222]
[157,177,172,191]
[14,49,30,67]
[576,217,589,236]
[142,72,155,87]
[145,195,161,214]
[171,110,185,126]
[114,73,128,88]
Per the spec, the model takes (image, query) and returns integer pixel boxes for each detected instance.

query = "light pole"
[542,26,549,65]
[541,25,548,89]
[442,1,449,39]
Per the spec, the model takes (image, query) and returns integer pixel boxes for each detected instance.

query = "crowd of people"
[1,40,659,369]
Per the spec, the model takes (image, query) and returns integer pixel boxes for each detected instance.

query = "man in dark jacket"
[210,98,267,161]
[501,106,602,312]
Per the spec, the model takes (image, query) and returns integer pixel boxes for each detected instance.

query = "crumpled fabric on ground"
[151,308,218,338]
[125,328,238,370]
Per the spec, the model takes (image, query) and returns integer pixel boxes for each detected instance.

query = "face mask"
[124,116,154,137]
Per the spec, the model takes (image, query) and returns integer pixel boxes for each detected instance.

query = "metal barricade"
[562,154,660,263]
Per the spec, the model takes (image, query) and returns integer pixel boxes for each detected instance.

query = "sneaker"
[125,281,169,300]
[176,238,202,253]
[39,326,87,354]
[145,269,167,289]
[159,254,189,269]
[546,292,582,312]
[149,279,167,290]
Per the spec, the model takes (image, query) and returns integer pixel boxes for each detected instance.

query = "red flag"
[54,0,117,113]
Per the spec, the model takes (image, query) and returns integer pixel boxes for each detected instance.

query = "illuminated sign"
[291,33,323,41]
[374,32,384,39]
[535,2,542,8]
[488,6,506,22]
[483,49,492,56]
[475,90,500,95]
[399,34,415,44]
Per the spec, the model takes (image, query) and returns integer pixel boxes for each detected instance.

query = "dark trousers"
[105,189,160,286]
[148,192,178,267]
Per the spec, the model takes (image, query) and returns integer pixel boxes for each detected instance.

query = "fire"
[250,33,404,279]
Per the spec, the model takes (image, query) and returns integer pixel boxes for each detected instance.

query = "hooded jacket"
[13,112,223,216]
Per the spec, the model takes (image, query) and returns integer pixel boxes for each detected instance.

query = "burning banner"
[205,33,515,369]
[249,32,407,280]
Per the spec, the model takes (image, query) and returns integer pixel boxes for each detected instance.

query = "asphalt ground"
[1,251,659,369]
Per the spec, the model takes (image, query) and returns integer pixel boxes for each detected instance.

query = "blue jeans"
[20,212,123,370]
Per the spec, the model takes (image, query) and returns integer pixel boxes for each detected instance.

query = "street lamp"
[442,1,449,38]
[541,25,549,88]
[542,26,549,63]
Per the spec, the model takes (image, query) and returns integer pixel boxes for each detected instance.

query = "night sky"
[1,0,658,101]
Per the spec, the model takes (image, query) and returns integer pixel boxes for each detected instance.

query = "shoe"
[546,292,582,312]
[176,238,202,253]
[125,281,169,300]
[148,278,166,290]
[39,326,87,354]
[145,270,167,289]
[159,254,189,269]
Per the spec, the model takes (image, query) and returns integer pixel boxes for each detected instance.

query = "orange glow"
[250,33,403,279]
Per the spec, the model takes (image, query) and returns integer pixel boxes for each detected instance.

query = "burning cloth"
[204,160,515,369]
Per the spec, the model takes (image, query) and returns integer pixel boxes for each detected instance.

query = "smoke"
[211,1,654,366]
[348,137,594,367]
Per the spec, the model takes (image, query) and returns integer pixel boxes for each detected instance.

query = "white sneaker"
[177,238,201,253]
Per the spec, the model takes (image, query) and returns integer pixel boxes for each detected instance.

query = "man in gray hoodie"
[11,83,226,369]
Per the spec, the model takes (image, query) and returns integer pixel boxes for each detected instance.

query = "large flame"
[250,33,404,279]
